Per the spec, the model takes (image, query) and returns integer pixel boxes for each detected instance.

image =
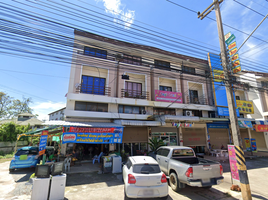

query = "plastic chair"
[64,157,71,172]
[93,152,103,164]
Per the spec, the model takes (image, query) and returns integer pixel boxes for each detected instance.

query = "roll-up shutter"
[240,129,249,150]
[182,128,206,146]
[251,131,266,149]
[122,127,148,143]
[209,128,229,149]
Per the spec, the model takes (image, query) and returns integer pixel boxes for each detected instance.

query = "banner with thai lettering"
[62,127,124,144]
[236,100,254,114]
[39,130,48,156]
[254,124,268,132]
[228,145,239,181]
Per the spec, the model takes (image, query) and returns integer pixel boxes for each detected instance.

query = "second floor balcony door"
[125,82,142,98]
[189,90,199,104]
[81,75,105,95]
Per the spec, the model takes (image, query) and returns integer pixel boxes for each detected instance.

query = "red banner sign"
[255,125,268,132]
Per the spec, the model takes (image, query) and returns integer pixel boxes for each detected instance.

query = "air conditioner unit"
[141,110,147,115]
[186,110,192,116]
[115,53,123,61]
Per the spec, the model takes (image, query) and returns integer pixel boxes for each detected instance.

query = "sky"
[1,0,268,121]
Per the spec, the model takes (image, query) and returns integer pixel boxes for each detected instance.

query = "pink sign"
[228,145,239,181]
[155,90,182,103]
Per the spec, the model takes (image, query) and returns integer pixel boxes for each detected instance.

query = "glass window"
[86,103,97,111]
[81,76,106,95]
[172,149,195,157]
[182,66,195,74]
[156,149,162,155]
[15,150,29,156]
[75,102,87,111]
[97,103,108,112]
[159,86,172,91]
[161,149,170,157]
[153,108,176,115]
[140,143,147,151]
[119,105,145,114]
[154,60,170,68]
[133,164,161,174]
[84,46,107,59]
[118,105,123,113]
[124,106,132,114]
[132,106,140,114]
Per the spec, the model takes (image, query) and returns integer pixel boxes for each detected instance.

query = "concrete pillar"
[179,126,183,146]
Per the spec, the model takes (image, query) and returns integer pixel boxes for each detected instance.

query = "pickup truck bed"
[171,157,219,165]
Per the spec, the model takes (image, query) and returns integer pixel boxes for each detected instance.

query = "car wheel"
[169,172,182,192]
[9,169,15,173]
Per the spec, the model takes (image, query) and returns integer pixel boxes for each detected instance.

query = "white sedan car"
[122,156,168,199]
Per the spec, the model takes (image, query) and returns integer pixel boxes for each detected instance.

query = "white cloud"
[96,0,135,29]
[32,101,66,121]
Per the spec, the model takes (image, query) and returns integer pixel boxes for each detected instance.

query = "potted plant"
[148,137,165,153]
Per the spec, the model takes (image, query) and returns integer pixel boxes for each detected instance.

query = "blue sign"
[62,127,124,144]
[217,107,239,117]
[208,53,237,108]
[238,121,253,128]
[207,123,229,129]
[39,131,48,155]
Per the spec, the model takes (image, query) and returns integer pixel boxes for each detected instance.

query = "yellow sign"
[233,66,241,74]
[237,100,254,114]
[213,70,224,82]
[232,60,240,68]
[228,41,237,50]
[229,48,237,56]
[231,54,239,62]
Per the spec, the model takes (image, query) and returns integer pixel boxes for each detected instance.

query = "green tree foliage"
[0,122,31,142]
[148,137,165,152]
[0,92,33,119]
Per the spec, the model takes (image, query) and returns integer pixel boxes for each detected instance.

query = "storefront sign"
[226,34,236,45]
[231,54,239,62]
[217,107,239,117]
[238,121,253,128]
[244,138,257,152]
[244,138,251,152]
[228,145,239,181]
[236,100,254,114]
[254,124,268,132]
[39,130,48,156]
[62,127,124,144]
[213,70,225,82]
[207,123,229,129]
[155,90,182,103]
[228,41,237,50]
[225,32,231,41]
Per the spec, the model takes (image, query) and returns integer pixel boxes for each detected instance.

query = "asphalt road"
[1,157,268,200]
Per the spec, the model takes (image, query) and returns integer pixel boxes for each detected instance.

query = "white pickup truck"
[154,146,224,192]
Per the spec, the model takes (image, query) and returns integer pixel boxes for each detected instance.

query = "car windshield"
[15,150,30,156]
[133,164,161,174]
[172,149,194,157]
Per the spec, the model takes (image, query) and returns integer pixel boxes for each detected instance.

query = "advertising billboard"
[155,90,182,103]
[39,130,48,156]
[236,100,254,114]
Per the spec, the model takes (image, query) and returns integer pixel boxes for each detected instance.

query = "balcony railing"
[186,95,208,105]
[121,89,149,100]
[75,84,111,96]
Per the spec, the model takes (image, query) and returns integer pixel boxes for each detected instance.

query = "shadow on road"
[10,168,35,183]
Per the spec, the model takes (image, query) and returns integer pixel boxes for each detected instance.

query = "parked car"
[9,146,40,172]
[122,156,168,200]
[154,146,224,192]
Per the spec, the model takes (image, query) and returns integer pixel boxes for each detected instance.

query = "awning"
[159,115,200,122]
[200,117,229,122]
[255,120,268,125]
[24,126,59,135]
[114,120,162,126]
[42,120,123,127]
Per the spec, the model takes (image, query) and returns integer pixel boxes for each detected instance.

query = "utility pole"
[198,1,252,200]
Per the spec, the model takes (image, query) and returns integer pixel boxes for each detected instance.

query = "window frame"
[182,66,195,74]
[75,102,108,112]
[81,75,106,95]
[153,108,176,115]
[84,46,107,59]
[118,105,145,114]
[159,85,172,92]
[122,54,142,65]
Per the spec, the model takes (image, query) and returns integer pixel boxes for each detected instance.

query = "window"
[81,75,106,95]
[189,90,199,104]
[182,66,195,74]
[123,54,141,65]
[154,60,170,69]
[172,149,194,157]
[160,149,170,157]
[153,108,176,115]
[84,46,107,59]
[183,110,202,117]
[126,159,132,169]
[133,164,161,174]
[75,102,108,112]
[236,96,240,100]
[261,81,268,88]
[118,105,145,114]
[125,82,142,97]
[159,86,172,91]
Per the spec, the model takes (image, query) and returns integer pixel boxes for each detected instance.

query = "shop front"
[182,127,207,154]
[62,126,124,160]
[150,127,178,146]
[252,122,268,150]
[207,123,231,150]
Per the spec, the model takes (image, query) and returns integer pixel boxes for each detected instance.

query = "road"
[1,157,268,200]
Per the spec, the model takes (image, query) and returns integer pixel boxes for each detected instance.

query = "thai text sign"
[226,34,236,45]
[238,120,253,128]
[255,124,268,132]
[228,145,239,181]
[244,138,257,152]
[155,90,182,103]
[244,138,251,152]
[213,70,224,82]
[62,127,124,144]
[236,100,254,114]
[39,130,48,156]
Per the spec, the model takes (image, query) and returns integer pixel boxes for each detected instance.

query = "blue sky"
[0,0,268,120]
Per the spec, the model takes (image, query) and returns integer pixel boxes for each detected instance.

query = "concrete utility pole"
[198,1,252,199]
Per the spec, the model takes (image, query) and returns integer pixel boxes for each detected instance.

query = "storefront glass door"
[152,132,177,146]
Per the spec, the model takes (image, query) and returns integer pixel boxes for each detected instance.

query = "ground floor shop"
[240,128,267,151]
[151,127,178,146]
[207,123,231,150]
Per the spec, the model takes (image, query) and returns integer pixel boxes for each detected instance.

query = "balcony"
[186,95,208,105]
[75,84,111,96]
[121,89,149,100]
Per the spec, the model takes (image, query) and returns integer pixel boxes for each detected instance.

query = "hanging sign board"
[39,130,48,156]
[228,145,239,181]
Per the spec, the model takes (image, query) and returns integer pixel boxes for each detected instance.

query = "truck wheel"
[169,173,181,192]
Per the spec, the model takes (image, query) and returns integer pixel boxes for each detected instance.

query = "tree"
[148,137,165,152]
[0,92,33,119]
[0,122,31,142]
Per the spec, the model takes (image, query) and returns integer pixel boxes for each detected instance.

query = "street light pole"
[198,1,252,199]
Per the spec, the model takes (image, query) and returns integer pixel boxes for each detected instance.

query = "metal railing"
[121,89,149,100]
[75,84,111,96]
[186,95,208,105]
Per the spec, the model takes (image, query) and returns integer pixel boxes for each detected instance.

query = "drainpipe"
[115,60,120,98]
